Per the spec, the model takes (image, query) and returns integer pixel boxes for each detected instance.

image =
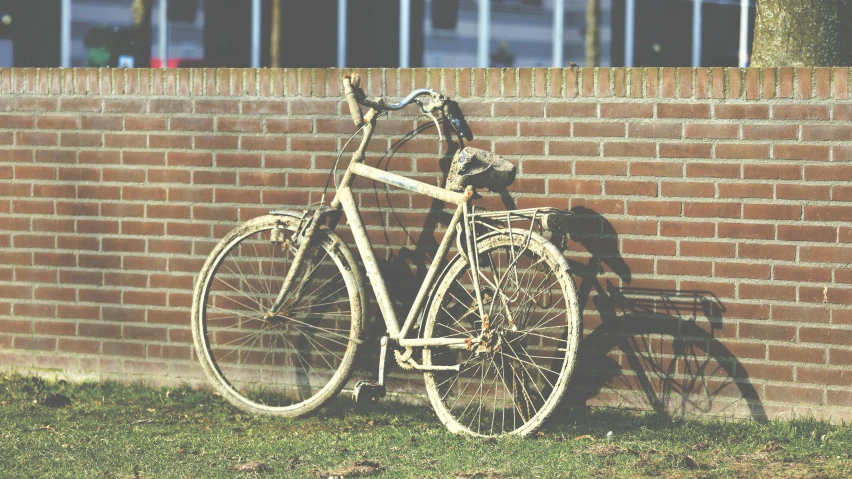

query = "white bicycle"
[191,73,582,437]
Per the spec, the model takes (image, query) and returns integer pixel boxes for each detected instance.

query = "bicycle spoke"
[195,220,361,414]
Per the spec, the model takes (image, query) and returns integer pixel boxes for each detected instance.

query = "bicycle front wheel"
[423,229,580,437]
[191,215,364,417]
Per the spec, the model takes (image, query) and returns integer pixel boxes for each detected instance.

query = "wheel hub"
[265,311,290,326]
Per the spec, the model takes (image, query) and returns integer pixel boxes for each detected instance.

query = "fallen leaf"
[234,460,272,473]
[574,434,595,442]
[760,440,785,454]
[308,460,384,478]
[453,469,511,478]
[585,444,630,457]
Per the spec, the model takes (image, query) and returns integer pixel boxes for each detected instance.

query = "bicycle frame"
[271,105,482,350]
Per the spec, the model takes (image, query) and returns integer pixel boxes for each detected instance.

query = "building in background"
[0,0,62,67]
[424,0,613,67]
[0,0,753,69]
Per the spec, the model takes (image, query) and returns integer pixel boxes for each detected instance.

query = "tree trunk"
[585,0,599,67]
[751,0,852,66]
[270,0,281,68]
[131,0,154,67]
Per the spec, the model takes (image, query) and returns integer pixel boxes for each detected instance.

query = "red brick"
[798,248,848,268]
[830,348,852,365]
[661,182,714,198]
[716,143,769,159]
[765,385,823,405]
[622,238,676,256]
[14,336,56,351]
[715,262,770,280]
[740,322,796,340]
[547,179,601,195]
[57,338,99,356]
[685,163,739,178]
[806,164,852,181]
[680,241,735,258]
[718,183,772,199]
[123,325,167,342]
[605,180,656,196]
[741,124,797,140]
[657,258,711,276]
[659,143,711,158]
[628,123,681,138]
[777,225,836,243]
[519,122,570,136]
[657,104,710,118]
[743,204,801,220]
[768,345,825,363]
[628,161,682,177]
[60,98,102,112]
[627,200,680,217]
[170,117,213,131]
[709,340,765,360]
[659,221,714,237]
[548,141,600,157]
[801,125,852,141]
[493,140,544,156]
[773,104,830,120]
[600,103,653,118]
[195,99,240,113]
[804,205,852,223]
[104,133,146,148]
[801,326,852,346]
[572,122,625,137]
[777,184,828,201]
[714,105,769,119]
[774,144,830,161]
[684,124,738,139]
[718,223,774,240]
[102,99,144,113]
[103,341,144,357]
[568,161,624,179]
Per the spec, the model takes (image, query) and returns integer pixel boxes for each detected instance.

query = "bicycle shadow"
[551,206,767,421]
[344,121,766,420]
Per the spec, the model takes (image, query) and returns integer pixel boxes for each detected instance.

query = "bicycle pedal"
[353,380,386,405]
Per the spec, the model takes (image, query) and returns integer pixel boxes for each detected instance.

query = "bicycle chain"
[393,348,416,370]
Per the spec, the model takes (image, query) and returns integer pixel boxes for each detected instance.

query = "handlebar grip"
[445,101,473,141]
[342,73,364,127]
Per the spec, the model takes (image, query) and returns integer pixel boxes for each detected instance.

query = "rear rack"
[471,207,573,234]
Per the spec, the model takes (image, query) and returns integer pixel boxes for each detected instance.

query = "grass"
[0,373,850,478]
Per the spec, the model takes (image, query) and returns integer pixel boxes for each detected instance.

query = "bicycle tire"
[191,214,365,417]
[422,228,581,437]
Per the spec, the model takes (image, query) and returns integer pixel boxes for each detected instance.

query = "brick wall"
[1,67,850,420]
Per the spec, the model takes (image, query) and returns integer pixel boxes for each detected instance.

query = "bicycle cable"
[319,111,389,207]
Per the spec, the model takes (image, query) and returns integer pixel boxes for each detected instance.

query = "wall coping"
[0,67,849,101]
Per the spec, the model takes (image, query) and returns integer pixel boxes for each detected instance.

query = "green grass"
[1,373,850,478]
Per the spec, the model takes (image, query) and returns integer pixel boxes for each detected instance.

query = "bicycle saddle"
[445,147,516,193]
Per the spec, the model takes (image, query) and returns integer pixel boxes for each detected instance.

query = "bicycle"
[190,73,582,437]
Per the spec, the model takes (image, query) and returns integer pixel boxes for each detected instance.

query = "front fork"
[268,207,334,315]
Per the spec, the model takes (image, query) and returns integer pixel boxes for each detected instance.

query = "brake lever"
[416,99,444,143]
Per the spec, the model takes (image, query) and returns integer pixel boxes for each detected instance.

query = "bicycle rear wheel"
[191,215,364,417]
[422,229,580,437]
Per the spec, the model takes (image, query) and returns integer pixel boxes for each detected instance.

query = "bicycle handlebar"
[341,72,471,140]
[342,73,364,127]
[343,72,439,127]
